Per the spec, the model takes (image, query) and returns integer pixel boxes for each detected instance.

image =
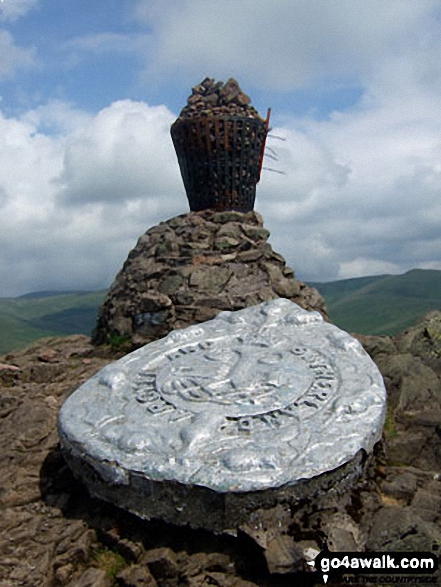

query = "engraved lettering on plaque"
[59,299,387,494]
[133,336,338,432]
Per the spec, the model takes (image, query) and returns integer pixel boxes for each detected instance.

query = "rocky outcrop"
[92,210,328,348]
[396,310,441,374]
[357,314,441,472]
[1,311,441,586]
[355,315,441,557]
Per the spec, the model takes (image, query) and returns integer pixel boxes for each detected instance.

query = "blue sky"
[1,0,441,296]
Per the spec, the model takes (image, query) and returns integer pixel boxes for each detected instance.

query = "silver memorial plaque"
[58,299,386,493]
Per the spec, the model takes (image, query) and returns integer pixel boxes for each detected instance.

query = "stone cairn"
[171,78,268,212]
[177,77,263,120]
[92,209,328,348]
[93,78,327,349]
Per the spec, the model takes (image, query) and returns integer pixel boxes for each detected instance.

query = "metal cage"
[171,115,267,212]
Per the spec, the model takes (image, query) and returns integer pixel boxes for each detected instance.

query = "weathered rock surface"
[396,309,441,374]
[92,210,328,348]
[1,316,441,586]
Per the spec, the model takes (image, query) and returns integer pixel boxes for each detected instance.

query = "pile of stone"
[92,209,328,349]
[176,77,264,121]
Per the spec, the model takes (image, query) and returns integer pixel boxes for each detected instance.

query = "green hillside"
[311,268,441,335]
[0,290,106,355]
[1,268,440,355]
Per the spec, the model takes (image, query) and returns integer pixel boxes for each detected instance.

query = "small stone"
[137,292,172,312]
[236,92,251,106]
[264,534,300,574]
[142,547,178,579]
[274,277,301,298]
[116,564,158,586]
[241,226,269,242]
[200,93,219,107]
[54,563,74,584]
[189,266,231,291]
[192,84,205,95]
[0,363,20,371]
[181,242,210,251]
[216,222,243,239]
[212,211,251,224]
[181,552,232,577]
[192,253,236,265]
[410,488,441,522]
[220,78,240,103]
[188,94,202,105]
[157,274,184,296]
[367,506,441,551]
[38,350,59,363]
[187,573,258,587]
[214,236,240,250]
[237,249,263,263]
[70,568,112,587]
[193,305,220,322]
[381,470,418,502]
[202,77,215,89]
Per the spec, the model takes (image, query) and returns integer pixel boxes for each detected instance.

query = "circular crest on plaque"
[58,299,386,493]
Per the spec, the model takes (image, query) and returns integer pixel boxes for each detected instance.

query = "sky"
[1,0,441,297]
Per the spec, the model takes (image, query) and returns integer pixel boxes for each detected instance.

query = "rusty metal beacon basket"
[171,112,270,212]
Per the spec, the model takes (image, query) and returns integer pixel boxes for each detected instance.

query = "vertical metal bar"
[224,118,230,206]
[232,118,237,207]
[240,119,246,208]
[214,118,221,208]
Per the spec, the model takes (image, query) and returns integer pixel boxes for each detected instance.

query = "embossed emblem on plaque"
[58,299,386,492]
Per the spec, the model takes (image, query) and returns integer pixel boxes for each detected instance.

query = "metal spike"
[267,134,287,141]
[262,166,285,175]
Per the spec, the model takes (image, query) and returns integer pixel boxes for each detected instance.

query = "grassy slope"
[0,291,106,355]
[1,268,440,354]
[311,268,441,335]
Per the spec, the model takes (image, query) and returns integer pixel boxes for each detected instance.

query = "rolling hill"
[0,290,106,355]
[1,268,440,355]
[310,268,441,335]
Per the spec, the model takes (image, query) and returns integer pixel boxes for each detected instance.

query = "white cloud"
[0,100,184,297]
[258,78,441,281]
[57,100,183,205]
[0,0,39,22]
[0,29,35,78]
[63,32,151,57]
[22,99,93,134]
[133,0,440,91]
[3,0,441,295]
[2,85,441,296]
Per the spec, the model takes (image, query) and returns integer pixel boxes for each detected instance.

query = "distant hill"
[310,268,441,335]
[1,269,440,355]
[0,290,106,355]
